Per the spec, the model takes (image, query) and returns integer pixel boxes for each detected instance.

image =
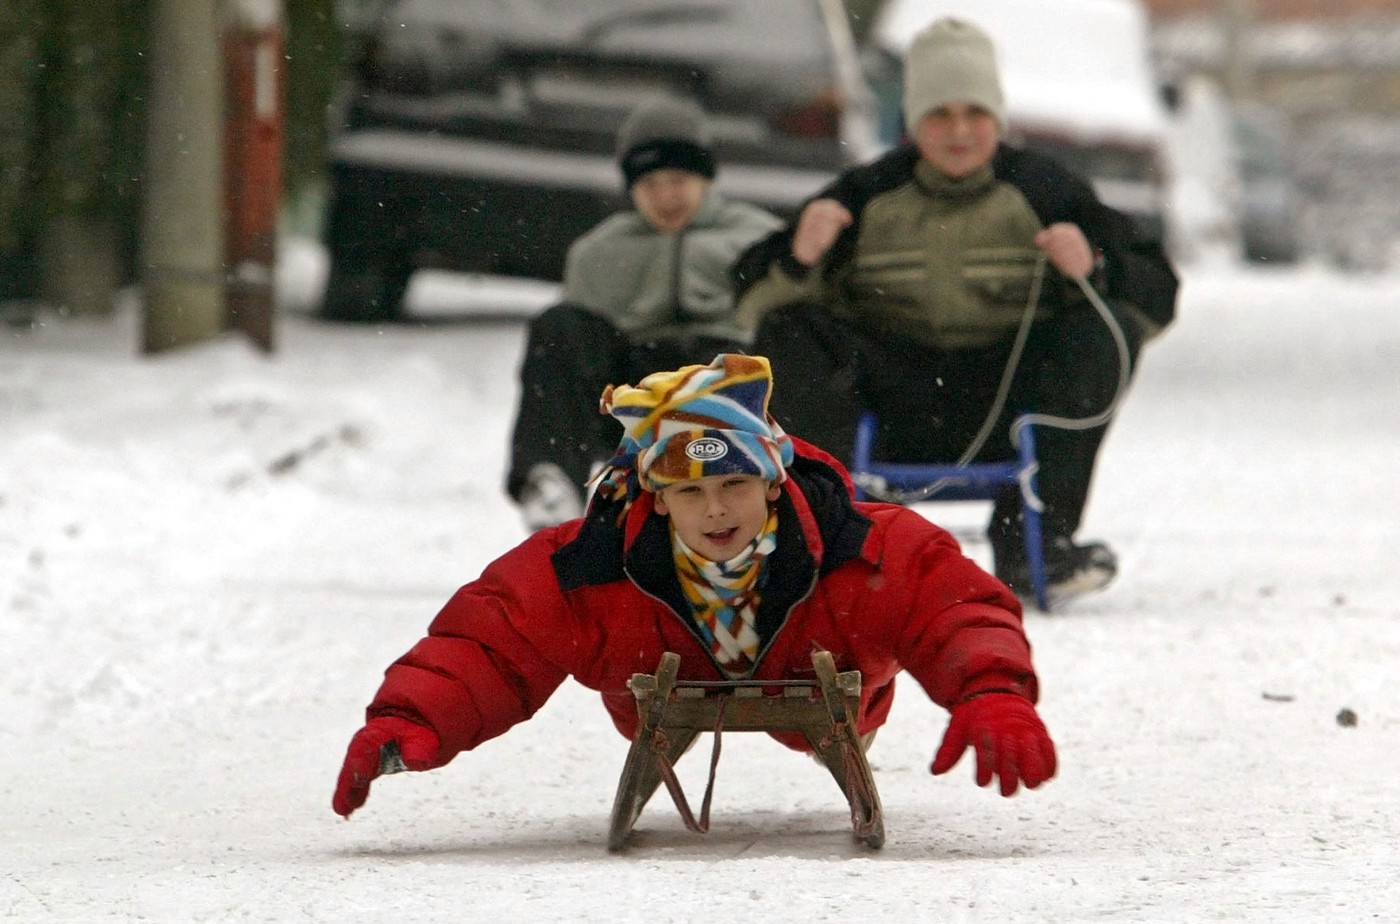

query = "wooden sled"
[606,650,885,852]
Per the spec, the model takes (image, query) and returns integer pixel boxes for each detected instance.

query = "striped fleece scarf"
[671,504,779,677]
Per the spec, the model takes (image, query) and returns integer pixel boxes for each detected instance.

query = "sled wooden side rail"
[606,650,885,852]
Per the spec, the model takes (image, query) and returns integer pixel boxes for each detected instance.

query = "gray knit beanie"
[902,18,1006,133]
[615,97,716,189]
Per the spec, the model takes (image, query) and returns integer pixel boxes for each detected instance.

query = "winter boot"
[994,536,1118,604]
[518,462,583,532]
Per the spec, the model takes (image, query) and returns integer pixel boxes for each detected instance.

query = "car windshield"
[388,0,828,60]
[573,4,730,43]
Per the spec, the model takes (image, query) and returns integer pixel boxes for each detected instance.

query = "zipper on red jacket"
[622,562,737,678]
[751,569,821,673]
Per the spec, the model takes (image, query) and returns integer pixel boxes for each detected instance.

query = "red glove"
[332,716,441,818]
[931,693,1057,797]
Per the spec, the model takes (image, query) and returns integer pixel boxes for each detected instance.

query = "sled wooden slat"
[606,651,885,852]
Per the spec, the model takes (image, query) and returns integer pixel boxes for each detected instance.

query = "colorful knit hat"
[598,354,794,496]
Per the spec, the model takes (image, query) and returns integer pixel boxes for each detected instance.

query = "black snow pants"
[750,300,1142,545]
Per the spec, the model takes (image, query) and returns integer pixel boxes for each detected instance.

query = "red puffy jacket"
[359,439,1039,765]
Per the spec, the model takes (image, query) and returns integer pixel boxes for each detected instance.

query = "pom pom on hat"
[599,354,794,495]
[902,17,1006,133]
[616,97,717,189]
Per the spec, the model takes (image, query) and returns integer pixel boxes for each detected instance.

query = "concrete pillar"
[142,0,224,354]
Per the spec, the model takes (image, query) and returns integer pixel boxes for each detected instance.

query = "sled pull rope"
[653,697,727,834]
[857,258,1132,506]
[856,256,1045,505]
[1015,273,1134,437]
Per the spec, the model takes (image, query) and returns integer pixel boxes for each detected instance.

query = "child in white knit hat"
[735,17,1180,604]
[334,354,1057,835]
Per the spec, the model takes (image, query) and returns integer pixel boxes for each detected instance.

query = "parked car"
[321,0,880,321]
[861,0,1173,247]
[1160,78,1304,266]
[1160,73,1243,264]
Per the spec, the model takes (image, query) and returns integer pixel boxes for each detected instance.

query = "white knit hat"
[902,18,1006,133]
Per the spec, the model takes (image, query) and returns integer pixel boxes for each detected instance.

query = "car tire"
[1242,235,1300,266]
[320,254,413,323]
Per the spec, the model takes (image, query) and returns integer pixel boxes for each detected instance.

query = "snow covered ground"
[3,249,1398,921]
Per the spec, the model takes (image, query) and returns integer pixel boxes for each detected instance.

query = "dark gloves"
[332,716,441,818]
[931,693,1057,797]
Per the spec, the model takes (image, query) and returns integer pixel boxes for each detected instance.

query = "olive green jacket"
[735,143,1178,350]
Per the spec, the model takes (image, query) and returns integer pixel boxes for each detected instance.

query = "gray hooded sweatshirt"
[562,189,783,346]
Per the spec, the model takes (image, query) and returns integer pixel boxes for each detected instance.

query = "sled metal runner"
[607,650,885,852]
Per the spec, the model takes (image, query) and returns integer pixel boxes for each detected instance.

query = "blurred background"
[2,0,1398,347]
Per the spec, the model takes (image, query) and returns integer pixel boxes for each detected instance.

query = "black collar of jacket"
[551,453,872,609]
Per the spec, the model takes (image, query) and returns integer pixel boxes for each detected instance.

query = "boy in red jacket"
[334,354,1056,820]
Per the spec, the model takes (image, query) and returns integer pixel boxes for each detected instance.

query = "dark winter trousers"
[507,303,743,500]
[751,301,1141,545]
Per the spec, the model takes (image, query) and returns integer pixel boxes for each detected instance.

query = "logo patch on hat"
[685,437,729,461]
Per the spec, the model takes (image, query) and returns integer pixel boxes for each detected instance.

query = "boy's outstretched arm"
[329,533,577,819]
[883,516,1056,797]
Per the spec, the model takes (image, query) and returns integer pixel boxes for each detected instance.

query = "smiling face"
[654,473,781,562]
[629,168,711,233]
[912,101,1000,179]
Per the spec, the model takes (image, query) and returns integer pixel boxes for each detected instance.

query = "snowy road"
[2,261,1397,921]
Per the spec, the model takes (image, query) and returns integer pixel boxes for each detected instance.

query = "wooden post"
[222,0,284,353]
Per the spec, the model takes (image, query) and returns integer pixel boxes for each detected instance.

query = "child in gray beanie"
[507,96,783,533]
[734,16,1179,605]
[616,97,717,189]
